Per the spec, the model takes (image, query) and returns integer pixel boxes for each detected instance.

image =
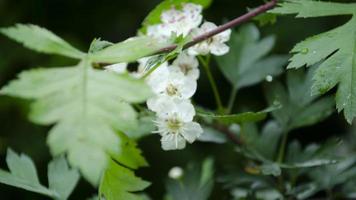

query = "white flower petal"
[172,52,200,80]
[187,21,231,56]
[181,122,203,143]
[161,134,186,150]
[174,100,195,122]
[210,43,230,56]
[147,3,203,39]
[104,63,128,74]
[180,78,197,98]
[216,29,232,43]
[155,99,195,121]
[200,21,217,31]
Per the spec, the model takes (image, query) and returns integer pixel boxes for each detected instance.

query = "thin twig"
[213,123,243,146]
[198,55,224,113]
[157,0,278,54]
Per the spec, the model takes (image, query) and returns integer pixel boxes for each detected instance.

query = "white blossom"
[154,99,203,150]
[171,52,200,80]
[188,21,232,56]
[148,69,196,98]
[147,3,203,39]
[104,63,128,74]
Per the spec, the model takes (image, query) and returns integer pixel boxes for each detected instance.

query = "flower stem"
[227,87,238,114]
[141,61,163,79]
[198,55,224,114]
[277,130,288,163]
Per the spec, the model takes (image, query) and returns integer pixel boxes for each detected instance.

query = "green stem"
[198,56,224,113]
[277,130,288,163]
[227,87,238,114]
[141,61,163,79]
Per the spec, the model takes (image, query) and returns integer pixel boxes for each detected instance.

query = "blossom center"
[179,63,192,75]
[206,37,214,45]
[166,84,178,96]
[166,118,182,132]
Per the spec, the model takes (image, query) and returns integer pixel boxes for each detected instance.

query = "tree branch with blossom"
[157,0,278,54]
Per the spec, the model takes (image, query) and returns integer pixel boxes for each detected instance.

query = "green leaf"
[216,24,288,90]
[197,125,227,144]
[0,59,152,186]
[288,97,335,129]
[0,24,84,59]
[254,13,277,26]
[48,156,80,200]
[284,139,340,171]
[198,104,280,125]
[114,132,149,170]
[90,36,172,64]
[261,163,281,176]
[0,149,79,200]
[271,0,356,123]
[220,169,278,199]
[308,157,356,192]
[99,159,150,200]
[141,0,212,32]
[288,183,318,200]
[166,158,214,200]
[241,121,282,161]
[89,38,113,53]
[125,114,156,139]
[265,67,335,130]
[0,149,55,197]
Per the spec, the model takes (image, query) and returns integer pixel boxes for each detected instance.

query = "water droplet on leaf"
[301,48,309,54]
[168,166,184,179]
[265,75,273,82]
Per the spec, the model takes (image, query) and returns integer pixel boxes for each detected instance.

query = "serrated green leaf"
[99,159,150,200]
[0,149,55,197]
[114,132,148,170]
[261,163,281,176]
[6,149,40,184]
[48,156,80,200]
[0,150,79,200]
[198,104,280,125]
[216,24,287,90]
[0,59,152,186]
[271,0,356,123]
[166,158,214,200]
[284,139,340,172]
[246,121,282,161]
[254,13,277,26]
[265,67,335,130]
[90,36,172,64]
[288,97,335,129]
[308,157,356,192]
[0,24,84,59]
[141,0,212,32]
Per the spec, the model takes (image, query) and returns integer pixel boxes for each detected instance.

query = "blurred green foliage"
[1,0,355,199]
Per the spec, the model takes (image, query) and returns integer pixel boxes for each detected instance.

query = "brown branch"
[157,0,278,53]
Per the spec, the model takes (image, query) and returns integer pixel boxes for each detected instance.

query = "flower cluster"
[106,3,231,150]
[146,53,201,150]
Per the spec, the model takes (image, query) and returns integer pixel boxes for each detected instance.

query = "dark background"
[0,0,353,199]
